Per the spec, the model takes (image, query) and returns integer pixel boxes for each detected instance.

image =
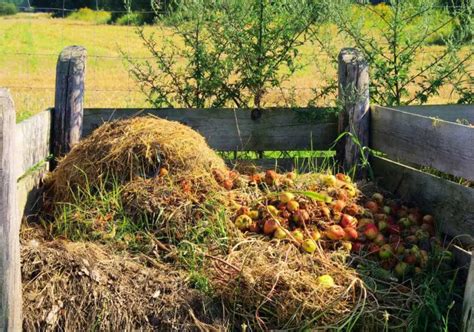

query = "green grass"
[67,8,111,25]
[0,12,469,120]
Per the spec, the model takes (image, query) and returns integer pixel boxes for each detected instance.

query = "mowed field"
[0,13,466,120]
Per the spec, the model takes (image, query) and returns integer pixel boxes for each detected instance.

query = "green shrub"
[115,12,146,26]
[0,3,17,16]
[67,8,111,25]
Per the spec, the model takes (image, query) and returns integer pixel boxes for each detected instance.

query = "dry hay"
[209,238,366,330]
[49,115,227,203]
[21,225,225,331]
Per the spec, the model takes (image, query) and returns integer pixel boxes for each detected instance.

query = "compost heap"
[24,116,461,331]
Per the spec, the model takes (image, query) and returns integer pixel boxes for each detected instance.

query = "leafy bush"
[67,8,111,24]
[115,12,147,26]
[313,0,472,106]
[126,0,327,108]
[0,2,17,16]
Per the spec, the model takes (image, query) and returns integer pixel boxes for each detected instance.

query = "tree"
[126,0,327,108]
[312,0,473,106]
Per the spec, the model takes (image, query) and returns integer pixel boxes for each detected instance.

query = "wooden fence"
[1,46,473,331]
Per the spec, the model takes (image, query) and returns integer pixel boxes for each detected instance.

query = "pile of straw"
[49,116,227,203]
[21,226,225,331]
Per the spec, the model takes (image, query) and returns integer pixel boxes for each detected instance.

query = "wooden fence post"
[52,46,87,166]
[0,88,22,331]
[336,48,370,178]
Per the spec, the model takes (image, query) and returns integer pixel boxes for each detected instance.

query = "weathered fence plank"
[82,108,338,151]
[17,164,48,218]
[227,157,329,173]
[15,109,51,178]
[372,156,474,245]
[463,254,474,332]
[371,105,474,181]
[0,89,22,330]
[394,104,474,124]
[336,48,370,177]
[53,46,86,163]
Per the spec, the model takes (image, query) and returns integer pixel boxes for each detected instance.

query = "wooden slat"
[463,253,474,332]
[371,105,474,181]
[15,110,51,179]
[227,157,331,173]
[394,104,474,124]
[0,88,22,330]
[82,108,338,151]
[372,156,474,245]
[17,164,48,218]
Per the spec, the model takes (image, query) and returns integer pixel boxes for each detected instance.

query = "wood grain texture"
[82,108,338,151]
[372,156,474,245]
[337,48,370,177]
[462,253,474,332]
[394,104,474,124]
[371,105,474,181]
[0,89,22,331]
[15,109,51,179]
[53,46,86,162]
[17,164,48,219]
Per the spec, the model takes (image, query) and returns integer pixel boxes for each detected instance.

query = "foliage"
[67,7,111,24]
[125,0,327,108]
[115,12,146,25]
[312,0,473,106]
[0,2,17,16]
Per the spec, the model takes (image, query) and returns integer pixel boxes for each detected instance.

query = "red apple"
[263,219,278,235]
[351,242,364,253]
[420,223,435,236]
[326,225,345,241]
[374,233,386,246]
[336,173,350,182]
[293,209,309,225]
[365,201,379,214]
[341,214,358,228]
[364,224,379,240]
[422,215,435,226]
[368,243,380,255]
[343,227,359,241]
[332,200,346,213]
[404,254,418,265]
[344,203,361,216]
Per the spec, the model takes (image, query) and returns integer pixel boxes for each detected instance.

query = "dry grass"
[21,224,226,331]
[210,238,366,330]
[0,13,467,120]
[49,115,226,202]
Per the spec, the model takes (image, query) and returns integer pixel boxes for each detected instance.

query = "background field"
[0,12,468,120]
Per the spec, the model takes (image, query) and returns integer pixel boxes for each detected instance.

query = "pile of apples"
[233,170,446,279]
